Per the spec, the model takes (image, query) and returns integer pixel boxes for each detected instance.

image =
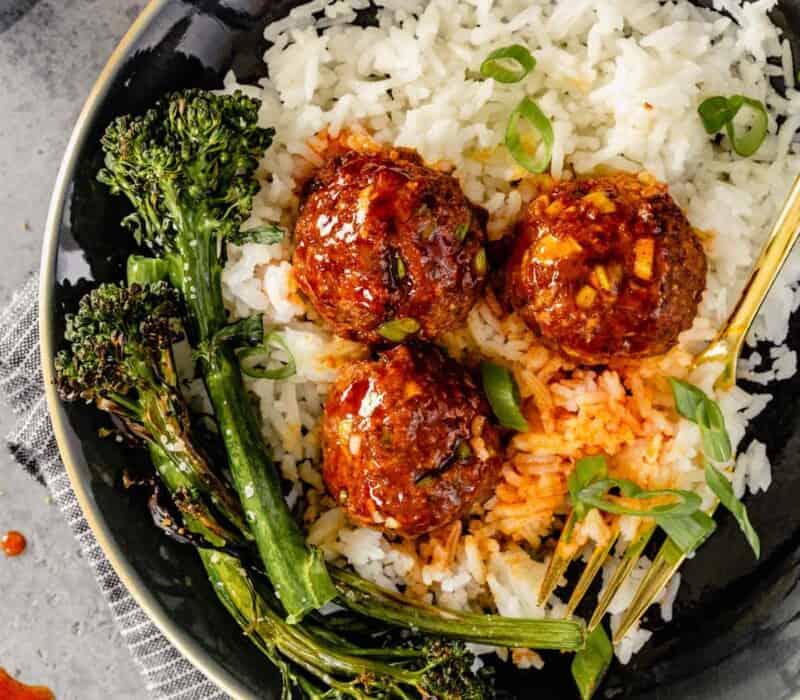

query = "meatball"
[321,344,502,537]
[293,149,488,345]
[504,173,707,363]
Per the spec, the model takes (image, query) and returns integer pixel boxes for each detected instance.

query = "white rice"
[219,0,800,667]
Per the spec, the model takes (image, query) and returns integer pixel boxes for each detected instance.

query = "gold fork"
[538,172,800,642]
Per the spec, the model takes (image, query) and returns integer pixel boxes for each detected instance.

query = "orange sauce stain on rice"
[0,669,54,700]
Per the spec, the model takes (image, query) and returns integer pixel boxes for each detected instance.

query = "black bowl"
[40,1,800,698]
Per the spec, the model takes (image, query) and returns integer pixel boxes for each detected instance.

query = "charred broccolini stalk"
[54,281,494,699]
[97,89,336,620]
[147,445,493,700]
[54,282,248,539]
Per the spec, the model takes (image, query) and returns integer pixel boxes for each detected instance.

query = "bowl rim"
[38,1,260,697]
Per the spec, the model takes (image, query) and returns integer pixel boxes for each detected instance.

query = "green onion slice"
[505,97,554,173]
[480,44,537,83]
[239,331,296,380]
[567,455,608,521]
[669,378,732,462]
[698,96,736,134]
[214,314,265,348]
[480,361,529,431]
[568,456,702,521]
[377,317,420,342]
[568,455,708,554]
[695,399,732,463]
[228,223,286,246]
[670,377,760,558]
[571,625,613,700]
[396,256,407,279]
[669,377,707,420]
[657,511,716,554]
[705,461,760,558]
[725,95,768,157]
[576,479,702,518]
[456,440,473,460]
[697,95,768,157]
[454,221,470,242]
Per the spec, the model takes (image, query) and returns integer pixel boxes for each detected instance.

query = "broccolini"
[97,89,336,621]
[55,281,496,699]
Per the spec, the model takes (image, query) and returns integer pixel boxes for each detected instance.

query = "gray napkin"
[0,275,230,700]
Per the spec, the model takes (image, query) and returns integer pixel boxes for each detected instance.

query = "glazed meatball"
[504,173,707,363]
[321,344,502,537]
[293,149,488,345]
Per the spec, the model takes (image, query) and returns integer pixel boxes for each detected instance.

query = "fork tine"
[588,520,657,631]
[565,521,620,617]
[612,537,684,644]
[538,511,579,605]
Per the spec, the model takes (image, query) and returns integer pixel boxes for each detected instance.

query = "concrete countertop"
[0,1,148,698]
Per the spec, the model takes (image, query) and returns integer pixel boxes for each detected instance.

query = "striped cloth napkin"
[0,275,229,700]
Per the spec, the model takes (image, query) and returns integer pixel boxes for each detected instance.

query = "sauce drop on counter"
[1,530,27,557]
[0,669,55,700]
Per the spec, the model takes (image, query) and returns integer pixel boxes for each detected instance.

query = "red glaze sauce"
[2,530,27,557]
[0,669,54,700]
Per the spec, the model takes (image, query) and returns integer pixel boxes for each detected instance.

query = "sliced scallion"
[571,625,613,700]
[480,361,529,431]
[725,95,768,157]
[576,479,702,518]
[657,511,716,555]
[669,378,732,462]
[698,96,736,134]
[705,461,760,558]
[669,377,760,558]
[239,331,296,380]
[213,314,266,349]
[454,221,470,242]
[697,95,768,157]
[569,456,702,521]
[505,97,554,174]
[396,256,407,279]
[377,317,420,342]
[479,44,536,84]
[695,398,732,463]
[228,223,286,246]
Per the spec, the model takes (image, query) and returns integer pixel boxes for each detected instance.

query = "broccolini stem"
[202,345,336,621]
[332,567,586,651]
[163,190,228,341]
[139,389,250,537]
[97,87,335,619]
[201,544,425,698]
[159,193,336,620]
[148,444,443,700]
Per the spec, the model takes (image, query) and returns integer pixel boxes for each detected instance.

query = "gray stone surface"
[0,2,798,700]
[0,1,147,698]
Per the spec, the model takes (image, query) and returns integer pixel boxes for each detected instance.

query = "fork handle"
[707,172,800,388]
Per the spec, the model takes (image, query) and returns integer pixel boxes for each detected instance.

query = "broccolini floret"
[55,282,248,538]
